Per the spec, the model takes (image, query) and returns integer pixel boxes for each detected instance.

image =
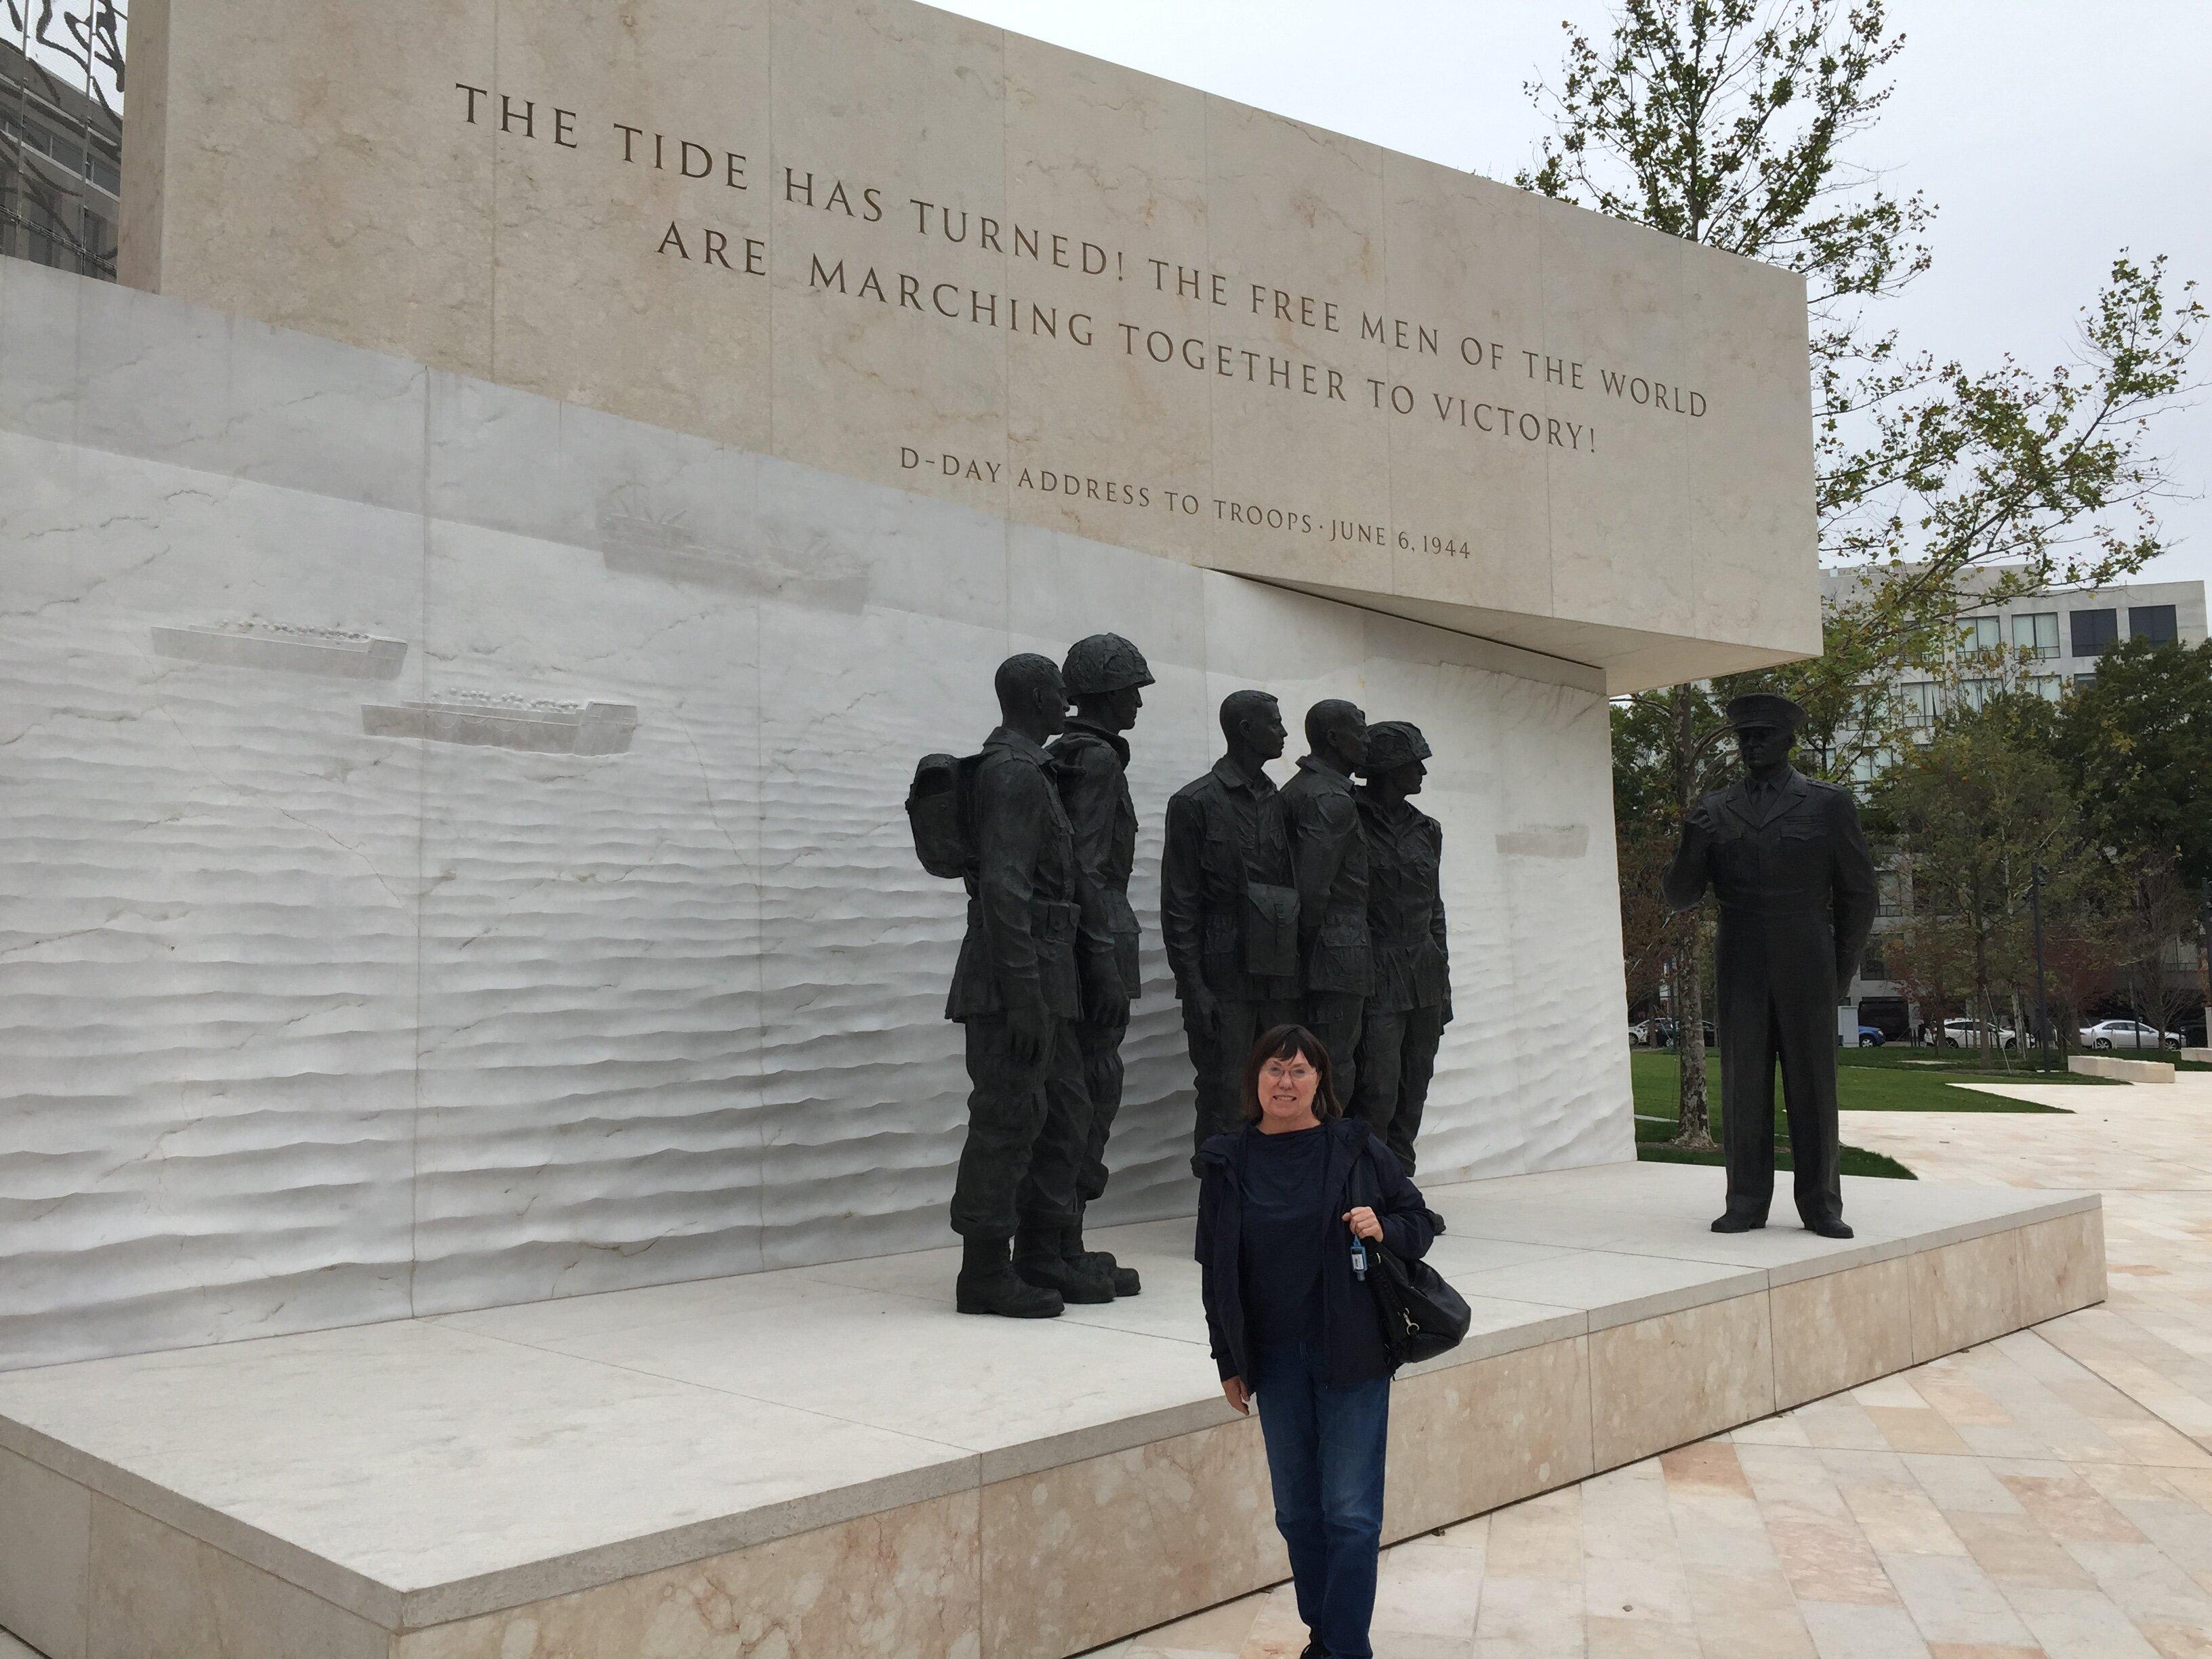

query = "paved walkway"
[1097,1076,2212,1659]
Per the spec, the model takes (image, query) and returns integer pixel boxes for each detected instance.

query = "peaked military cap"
[1062,632,1155,696]
[1359,719,1433,777]
[1723,693,1807,733]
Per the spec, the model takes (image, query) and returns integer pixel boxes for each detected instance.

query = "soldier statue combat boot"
[1063,1200,1141,1297]
[956,1235,1063,1319]
[1013,1221,1115,1303]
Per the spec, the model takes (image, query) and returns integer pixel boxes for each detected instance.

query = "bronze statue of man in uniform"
[1662,693,1877,1237]
[1047,633,1153,1296]
[1162,691,1300,1172]
[1351,721,1451,1174]
[945,653,1120,1315]
[1280,699,1373,1102]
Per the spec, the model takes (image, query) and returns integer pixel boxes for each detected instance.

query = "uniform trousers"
[1068,1016,1127,1205]
[1352,1003,1445,1175]
[950,1015,1088,1240]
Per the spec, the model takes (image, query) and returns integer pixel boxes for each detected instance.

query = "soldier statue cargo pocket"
[1240,882,1300,979]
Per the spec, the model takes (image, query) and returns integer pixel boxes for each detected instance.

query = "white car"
[1929,1018,2018,1050]
[2078,1019,2182,1051]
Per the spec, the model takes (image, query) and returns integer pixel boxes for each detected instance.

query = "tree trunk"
[1973,923,1993,1069]
[1673,929,1715,1149]
[1668,687,1717,1150]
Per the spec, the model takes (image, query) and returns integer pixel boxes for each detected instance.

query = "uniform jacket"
[1662,765,1879,998]
[945,726,1103,1024]
[1356,792,1451,1014]
[1161,756,1298,1002]
[1279,755,1373,996]
[1194,1118,1442,1389]
[1049,720,1143,1006]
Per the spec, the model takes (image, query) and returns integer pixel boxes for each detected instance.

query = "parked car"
[1856,1026,1886,1048]
[2078,1019,2182,1051]
[1925,1019,2019,1050]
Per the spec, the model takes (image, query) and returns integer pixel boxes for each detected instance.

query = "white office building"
[1819,565,2207,1035]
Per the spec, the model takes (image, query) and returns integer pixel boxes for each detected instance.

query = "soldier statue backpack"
[906,752,983,879]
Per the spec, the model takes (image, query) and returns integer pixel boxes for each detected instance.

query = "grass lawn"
[1625,1045,2099,1181]
[1629,1047,2090,1120]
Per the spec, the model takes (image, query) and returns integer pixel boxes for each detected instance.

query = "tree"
[1524,0,2201,1126]
[2057,640,2212,882]
[2057,640,2212,1029]
[1870,701,2083,1066]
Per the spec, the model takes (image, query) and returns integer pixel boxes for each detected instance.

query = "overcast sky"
[943,0,2211,597]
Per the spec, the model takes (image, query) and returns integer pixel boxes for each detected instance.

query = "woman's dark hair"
[1240,1024,1345,1124]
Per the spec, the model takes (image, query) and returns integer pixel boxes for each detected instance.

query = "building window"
[2013,611,2060,659]
[1958,615,2001,652]
[1877,872,1904,918]
[2070,609,2118,656]
[2129,605,2178,646]
[2073,672,2097,692]
[2028,675,2063,702]
[1899,682,1939,729]
[1958,678,1997,712]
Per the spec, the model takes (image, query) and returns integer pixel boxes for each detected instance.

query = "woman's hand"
[1343,1206,1384,1242]
[1222,1376,1251,1414]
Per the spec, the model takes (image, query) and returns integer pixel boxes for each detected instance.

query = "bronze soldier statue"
[1662,693,1878,1237]
[1280,699,1373,1101]
[1162,691,1300,1172]
[1048,633,1152,1297]
[945,653,1119,1315]
[1351,721,1451,1174]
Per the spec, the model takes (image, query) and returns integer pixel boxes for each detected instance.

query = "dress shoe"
[1805,1216,1855,1239]
[1711,1212,1767,1233]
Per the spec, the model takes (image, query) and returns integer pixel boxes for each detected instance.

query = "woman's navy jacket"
[1194,1117,1443,1389]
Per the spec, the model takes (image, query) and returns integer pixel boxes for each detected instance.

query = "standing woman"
[1194,1024,1442,1659]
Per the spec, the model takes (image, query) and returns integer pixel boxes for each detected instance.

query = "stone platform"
[0,1162,2102,1659]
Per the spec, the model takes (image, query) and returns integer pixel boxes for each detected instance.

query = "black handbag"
[1351,1147,1471,1366]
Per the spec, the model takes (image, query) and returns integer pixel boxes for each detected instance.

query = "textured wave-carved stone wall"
[0,260,1635,1369]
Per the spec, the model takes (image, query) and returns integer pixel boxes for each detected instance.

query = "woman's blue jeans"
[1250,1342,1390,1659]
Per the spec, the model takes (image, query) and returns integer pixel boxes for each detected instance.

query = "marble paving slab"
[0,1160,2095,1634]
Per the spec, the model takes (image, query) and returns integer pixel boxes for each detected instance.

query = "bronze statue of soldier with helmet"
[1048,632,1153,1297]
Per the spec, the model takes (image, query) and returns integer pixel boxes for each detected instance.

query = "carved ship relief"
[152,620,409,679]
[597,490,867,611]
[361,690,640,755]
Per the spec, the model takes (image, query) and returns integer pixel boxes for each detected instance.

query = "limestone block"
[84,1496,388,1659]
[119,0,1819,690]
[1770,1257,1917,1410]
[979,1417,1282,1659]
[2067,1054,2175,1082]
[0,1446,89,1659]
[1382,1336,1595,1541]
[1589,1292,1776,1471]
[395,1492,980,1659]
[2016,1210,2108,1325]
[1909,1231,2026,1364]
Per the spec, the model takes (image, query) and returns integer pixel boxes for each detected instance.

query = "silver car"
[2078,1019,2182,1050]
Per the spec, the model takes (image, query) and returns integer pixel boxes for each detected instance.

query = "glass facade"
[2128,604,2178,646]
[2013,611,2060,659]
[2070,608,2119,657]
[1,7,125,281]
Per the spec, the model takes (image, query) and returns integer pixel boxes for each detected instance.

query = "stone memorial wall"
[121,0,1818,691]
[0,0,1820,1371]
